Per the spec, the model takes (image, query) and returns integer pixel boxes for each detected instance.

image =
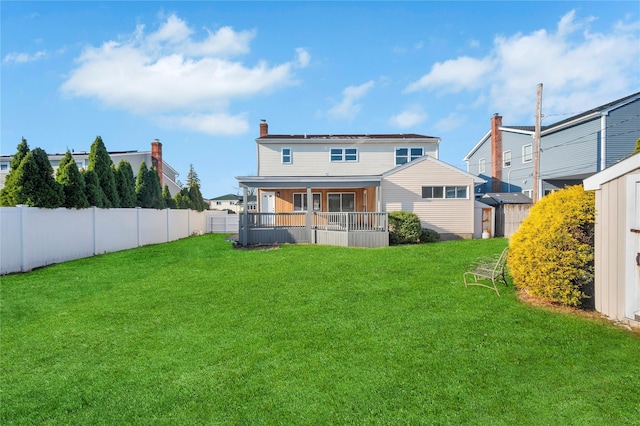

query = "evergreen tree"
[83,169,106,208]
[188,184,207,212]
[56,150,89,209]
[13,148,63,208]
[88,136,119,208]
[115,160,136,208]
[163,184,176,209]
[148,166,166,209]
[135,161,152,207]
[0,137,31,206]
[186,164,200,188]
[174,187,192,209]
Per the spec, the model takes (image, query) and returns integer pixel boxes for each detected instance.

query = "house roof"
[463,91,640,161]
[209,193,240,201]
[236,175,383,189]
[479,192,533,206]
[258,133,438,140]
[583,152,640,190]
[383,155,485,184]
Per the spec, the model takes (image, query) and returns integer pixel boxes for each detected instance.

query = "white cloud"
[435,112,466,132]
[158,113,249,135]
[327,80,375,120]
[405,10,640,121]
[61,13,309,135]
[3,51,46,65]
[389,105,428,128]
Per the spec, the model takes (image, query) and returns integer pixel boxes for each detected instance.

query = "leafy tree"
[83,169,106,208]
[174,187,192,209]
[88,136,119,208]
[163,184,176,209]
[115,160,136,208]
[634,137,640,154]
[0,137,31,206]
[56,150,89,209]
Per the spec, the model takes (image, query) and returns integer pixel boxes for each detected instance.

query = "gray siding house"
[464,92,640,198]
[236,120,484,246]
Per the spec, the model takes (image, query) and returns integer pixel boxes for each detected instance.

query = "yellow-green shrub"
[507,185,595,307]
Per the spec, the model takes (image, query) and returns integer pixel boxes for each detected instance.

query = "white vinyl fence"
[0,207,238,275]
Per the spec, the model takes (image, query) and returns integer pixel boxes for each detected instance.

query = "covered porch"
[235,175,389,248]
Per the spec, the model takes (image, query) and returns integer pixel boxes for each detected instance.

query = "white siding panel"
[382,159,475,237]
[258,142,438,176]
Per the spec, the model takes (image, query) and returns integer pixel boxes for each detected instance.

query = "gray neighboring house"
[0,140,181,196]
[584,153,640,328]
[464,92,640,198]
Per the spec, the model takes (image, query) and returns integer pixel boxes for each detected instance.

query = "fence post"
[136,207,141,247]
[93,206,98,255]
[166,208,170,242]
[19,205,26,272]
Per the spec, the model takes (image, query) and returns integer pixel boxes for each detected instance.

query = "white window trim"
[503,150,512,168]
[330,148,358,162]
[395,147,424,165]
[479,158,485,174]
[327,192,356,212]
[421,185,469,200]
[522,144,533,163]
[281,147,292,164]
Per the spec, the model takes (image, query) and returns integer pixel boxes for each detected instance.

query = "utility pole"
[533,83,543,203]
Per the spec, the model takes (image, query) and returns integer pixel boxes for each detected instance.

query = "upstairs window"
[282,148,292,164]
[503,150,512,168]
[522,144,533,163]
[330,148,358,162]
[396,147,424,165]
[479,158,485,174]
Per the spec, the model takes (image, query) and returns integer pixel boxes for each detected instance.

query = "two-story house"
[464,92,640,198]
[0,140,181,196]
[236,120,485,246]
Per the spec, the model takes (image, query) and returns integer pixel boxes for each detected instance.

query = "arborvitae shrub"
[389,211,422,244]
[507,185,595,307]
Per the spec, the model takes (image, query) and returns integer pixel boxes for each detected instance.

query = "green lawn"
[1,234,639,425]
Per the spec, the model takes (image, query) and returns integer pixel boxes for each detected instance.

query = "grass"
[1,234,639,425]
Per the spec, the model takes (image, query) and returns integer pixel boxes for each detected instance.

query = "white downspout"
[600,114,607,171]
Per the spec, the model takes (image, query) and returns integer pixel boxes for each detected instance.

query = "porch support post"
[241,186,248,246]
[306,187,312,243]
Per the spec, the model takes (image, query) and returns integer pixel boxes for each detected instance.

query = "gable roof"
[383,155,486,184]
[583,152,640,190]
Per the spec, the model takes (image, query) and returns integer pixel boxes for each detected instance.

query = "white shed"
[583,153,640,327]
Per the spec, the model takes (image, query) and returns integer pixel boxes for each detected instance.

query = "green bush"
[507,185,595,307]
[420,228,440,243]
[389,211,422,244]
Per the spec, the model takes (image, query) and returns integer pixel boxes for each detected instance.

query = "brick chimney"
[151,139,163,185]
[491,114,502,192]
[260,119,268,137]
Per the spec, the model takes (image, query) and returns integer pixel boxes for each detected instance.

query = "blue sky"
[2,1,639,198]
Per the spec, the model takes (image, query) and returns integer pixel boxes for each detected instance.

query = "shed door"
[628,176,640,321]
[482,208,492,235]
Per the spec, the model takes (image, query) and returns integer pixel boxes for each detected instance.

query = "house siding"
[605,98,640,168]
[382,159,475,239]
[501,131,535,193]
[257,141,438,176]
[541,119,601,179]
[465,137,492,195]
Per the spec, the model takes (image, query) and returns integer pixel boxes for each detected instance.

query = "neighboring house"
[583,153,640,328]
[0,140,181,196]
[464,92,640,198]
[236,120,484,246]
[207,193,257,213]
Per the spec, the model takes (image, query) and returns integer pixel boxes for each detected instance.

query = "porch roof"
[235,175,382,189]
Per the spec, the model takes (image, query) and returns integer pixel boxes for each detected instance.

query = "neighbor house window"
[293,193,322,211]
[503,150,512,168]
[395,147,424,165]
[523,189,533,198]
[330,148,358,162]
[479,158,485,174]
[522,144,533,163]
[282,148,292,164]
[0,163,8,171]
[422,186,468,199]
